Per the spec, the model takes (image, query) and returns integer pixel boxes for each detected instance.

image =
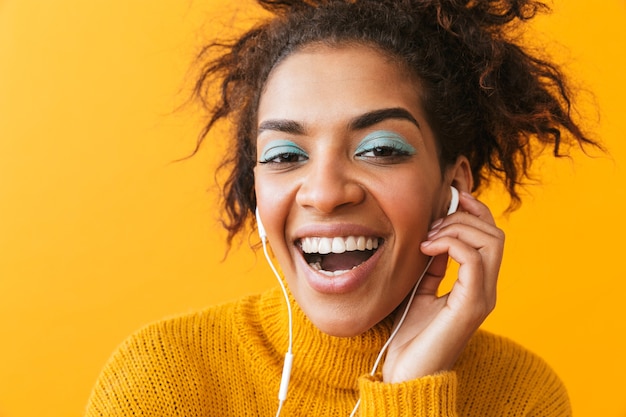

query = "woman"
[86,0,598,415]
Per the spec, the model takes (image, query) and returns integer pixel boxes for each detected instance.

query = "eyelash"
[258,145,308,165]
[354,143,413,159]
[259,152,308,164]
[258,133,415,165]
[259,146,409,167]
[354,134,416,160]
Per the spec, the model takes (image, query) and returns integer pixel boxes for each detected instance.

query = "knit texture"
[85,288,571,416]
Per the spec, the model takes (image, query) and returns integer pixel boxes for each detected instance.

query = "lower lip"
[297,245,384,294]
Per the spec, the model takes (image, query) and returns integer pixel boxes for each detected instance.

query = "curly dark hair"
[192,0,599,245]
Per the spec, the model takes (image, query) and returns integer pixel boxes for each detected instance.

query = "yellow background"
[1,1,625,416]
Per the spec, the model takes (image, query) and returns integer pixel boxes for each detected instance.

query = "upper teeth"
[300,236,379,254]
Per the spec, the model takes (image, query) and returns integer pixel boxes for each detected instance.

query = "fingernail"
[430,218,443,229]
[461,191,475,199]
[421,240,432,247]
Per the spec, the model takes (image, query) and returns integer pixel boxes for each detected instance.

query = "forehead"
[257,44,423,126]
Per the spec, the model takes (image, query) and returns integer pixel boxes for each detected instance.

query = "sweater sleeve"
[455,330,572,417]
[85,328,168,416]
[356,330,571,417]
[525,361,571,417]
[357,372,458,417]
[84,316,213,417]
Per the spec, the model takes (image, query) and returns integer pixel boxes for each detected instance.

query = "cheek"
[375,177,438,237]
[254,173,297,248]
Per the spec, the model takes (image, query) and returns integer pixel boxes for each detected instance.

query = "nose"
[295,154,366,214]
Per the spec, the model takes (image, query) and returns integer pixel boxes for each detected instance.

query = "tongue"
[321,250,373,272]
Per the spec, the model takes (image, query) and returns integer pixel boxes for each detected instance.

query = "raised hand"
[382,192,504,383]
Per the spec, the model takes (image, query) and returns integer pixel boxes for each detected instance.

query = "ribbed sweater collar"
[252,288,394,391]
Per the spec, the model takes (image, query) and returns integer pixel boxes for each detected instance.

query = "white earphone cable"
[261,235,294,417]
[348,255,434,417]
[349,186,458,416]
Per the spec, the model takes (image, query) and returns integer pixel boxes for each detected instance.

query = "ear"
[446,155,473,194]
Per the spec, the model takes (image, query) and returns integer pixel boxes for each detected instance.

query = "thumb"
[415,253,449,295]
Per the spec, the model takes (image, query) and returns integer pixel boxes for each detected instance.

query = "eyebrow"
[258,119,306,135]
[257,107,420,135]
[348,107,420,131]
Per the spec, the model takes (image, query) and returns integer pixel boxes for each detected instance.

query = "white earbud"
[447,186,459,216]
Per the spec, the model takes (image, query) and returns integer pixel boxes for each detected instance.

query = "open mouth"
[298,236,382,276]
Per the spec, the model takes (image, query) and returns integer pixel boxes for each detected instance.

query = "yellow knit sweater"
[85,288,570,416]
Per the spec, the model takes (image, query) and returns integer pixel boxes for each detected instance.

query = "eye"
[354,131,416,160]
[356,145,407,158]
[261,152,307,164]
[258,140,308,165]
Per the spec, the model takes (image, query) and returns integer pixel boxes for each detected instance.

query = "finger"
[458,191,496,223]
[427,192,504,296]
[428,222,504,260]
[425,223,503,296]
[430,204,500,241]
[415,253,448,295]
[429,213,503,244]
[422,235,497,312]
[428,213,499,251]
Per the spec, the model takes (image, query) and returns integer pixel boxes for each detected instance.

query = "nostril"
[295,168,366,213]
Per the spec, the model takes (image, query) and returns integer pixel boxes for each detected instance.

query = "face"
[254,44,456,337]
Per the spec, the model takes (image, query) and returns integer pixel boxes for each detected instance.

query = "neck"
[258,289,393,390]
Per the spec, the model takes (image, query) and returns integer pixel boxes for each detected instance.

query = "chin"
[304,305,382,338]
